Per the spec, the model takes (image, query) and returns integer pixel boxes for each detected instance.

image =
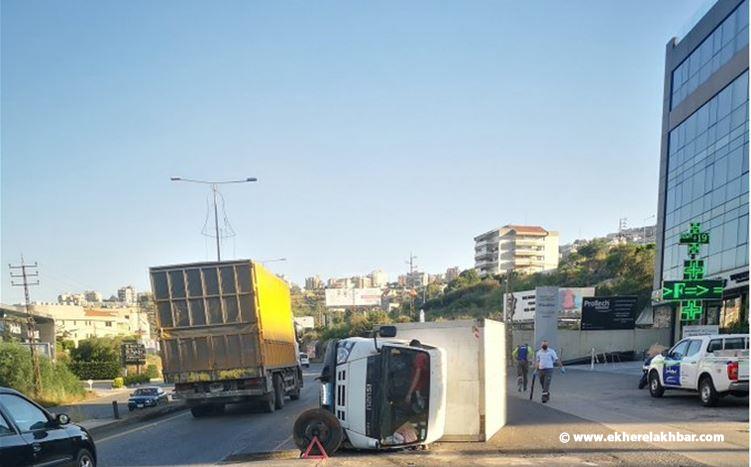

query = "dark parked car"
[127,387,167,411]
[0,386,96,467]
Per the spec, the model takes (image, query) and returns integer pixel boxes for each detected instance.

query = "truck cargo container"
[390,319,506,441]
[149,260,301,417]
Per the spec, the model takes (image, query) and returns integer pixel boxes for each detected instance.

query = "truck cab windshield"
[377,346,430,446]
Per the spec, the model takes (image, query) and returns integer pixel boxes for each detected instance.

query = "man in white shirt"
[535,340,565,403]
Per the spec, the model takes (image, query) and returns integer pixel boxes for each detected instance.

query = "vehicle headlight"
[336,341,355,364]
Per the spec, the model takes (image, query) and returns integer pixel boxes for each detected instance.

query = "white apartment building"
[29,304,152,347]
[474,225,559,276]
[117,286,136,305]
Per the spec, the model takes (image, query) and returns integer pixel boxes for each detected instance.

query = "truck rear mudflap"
[174,378,267,402]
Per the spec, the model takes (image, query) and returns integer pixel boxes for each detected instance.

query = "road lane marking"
[96,410,191,443]
[272,435,293,451]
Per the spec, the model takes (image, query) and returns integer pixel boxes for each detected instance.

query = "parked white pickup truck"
[647,333,749,406]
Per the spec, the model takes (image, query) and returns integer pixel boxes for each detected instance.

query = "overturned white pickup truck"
[293,319,506,454]
[647,333,749,406]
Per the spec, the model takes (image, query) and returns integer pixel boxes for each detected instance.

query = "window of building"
[663,71,749,282]
[671,0,749,108]
[105,321,113,327]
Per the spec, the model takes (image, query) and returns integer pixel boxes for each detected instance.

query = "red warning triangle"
[301,435,329,460]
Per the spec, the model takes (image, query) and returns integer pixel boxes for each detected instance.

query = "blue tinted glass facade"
[663,71,749,281]
[671,0,748,109]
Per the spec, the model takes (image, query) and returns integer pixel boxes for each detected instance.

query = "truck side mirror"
[378,326,397,338]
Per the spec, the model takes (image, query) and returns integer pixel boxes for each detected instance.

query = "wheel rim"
[80,455,92,467]
[702,383,710,401]
[304,420,331,444]
[650,376,658,391]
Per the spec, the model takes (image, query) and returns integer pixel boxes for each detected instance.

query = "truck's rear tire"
[700,376,719,407]
[262,387,276,413]
[274,374,285,410]
[293,408,343,456]
[191,405,210,418]
[290,378,301,401]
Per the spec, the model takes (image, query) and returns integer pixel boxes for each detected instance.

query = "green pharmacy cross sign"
[661,223,724,321]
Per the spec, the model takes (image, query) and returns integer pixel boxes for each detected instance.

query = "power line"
[9,255,42,396]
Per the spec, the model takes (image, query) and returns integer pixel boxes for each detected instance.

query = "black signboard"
[121,343,146,364]
[580,296,638,331]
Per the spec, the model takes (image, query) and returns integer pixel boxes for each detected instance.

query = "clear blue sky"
[2,0,707,303]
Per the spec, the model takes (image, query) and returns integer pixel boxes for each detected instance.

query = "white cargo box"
[392,319,506,441]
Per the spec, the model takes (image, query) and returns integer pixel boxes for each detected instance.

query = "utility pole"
[405,253,418,318]
[9,256,42,397]
[504,268,516,367]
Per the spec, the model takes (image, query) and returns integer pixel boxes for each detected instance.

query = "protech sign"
[580,296,638,331]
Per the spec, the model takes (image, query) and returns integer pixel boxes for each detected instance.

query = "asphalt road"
[95,364,321,466]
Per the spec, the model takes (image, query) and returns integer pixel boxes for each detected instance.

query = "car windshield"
[134,388,158,396]
[377,346,430,446]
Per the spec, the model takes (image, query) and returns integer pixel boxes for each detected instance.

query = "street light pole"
[171,176,257,262]
[212,184,221,261]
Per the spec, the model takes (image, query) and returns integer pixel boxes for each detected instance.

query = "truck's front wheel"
[649,371,664,398]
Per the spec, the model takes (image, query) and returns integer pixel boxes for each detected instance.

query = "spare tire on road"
[293,408,344,456]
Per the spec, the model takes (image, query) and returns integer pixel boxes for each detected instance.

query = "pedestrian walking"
[512,343,531,392]
[535,340,565,403]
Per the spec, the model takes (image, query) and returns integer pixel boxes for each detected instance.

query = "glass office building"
[655,0,749,342]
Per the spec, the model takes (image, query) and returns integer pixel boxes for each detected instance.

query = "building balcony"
[513,258,545,267]
[513,248,544,256]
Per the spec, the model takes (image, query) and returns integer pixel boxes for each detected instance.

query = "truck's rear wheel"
[262,386,276,413]
[191,405,210,418]
[700,376,719,407]
[274,374,285,409]
[293,408,343,456]
[290,377,301,401]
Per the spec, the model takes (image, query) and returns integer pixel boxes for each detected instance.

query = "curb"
[220,450,300,464]
[87,402,188,439]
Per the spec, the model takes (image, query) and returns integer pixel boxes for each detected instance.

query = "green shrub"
[112,377,124,388]
[123,373,151,386]
[69,361,121,380]
[144,364,159,379]
[0,342,84,406]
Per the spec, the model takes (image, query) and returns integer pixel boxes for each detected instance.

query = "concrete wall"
[513,328,672,362]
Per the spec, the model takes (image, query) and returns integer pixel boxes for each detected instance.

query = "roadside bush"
[144,364,159,379]
[0,342,85,406]
[123,374,151,386]
[69,361,121,380]
[112,377,124,388]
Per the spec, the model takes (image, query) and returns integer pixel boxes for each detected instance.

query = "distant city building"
[474,225,559,276]
[117,286,136,305]
[57,293,86,306]
[369,270,389,288]
[305,276,324,290]
[327,277,351,289]
[445,267,460,282]
[83,290,103,303]
[352,276,373,289]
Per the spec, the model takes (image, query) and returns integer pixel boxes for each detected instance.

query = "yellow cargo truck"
[149,260,302,417]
